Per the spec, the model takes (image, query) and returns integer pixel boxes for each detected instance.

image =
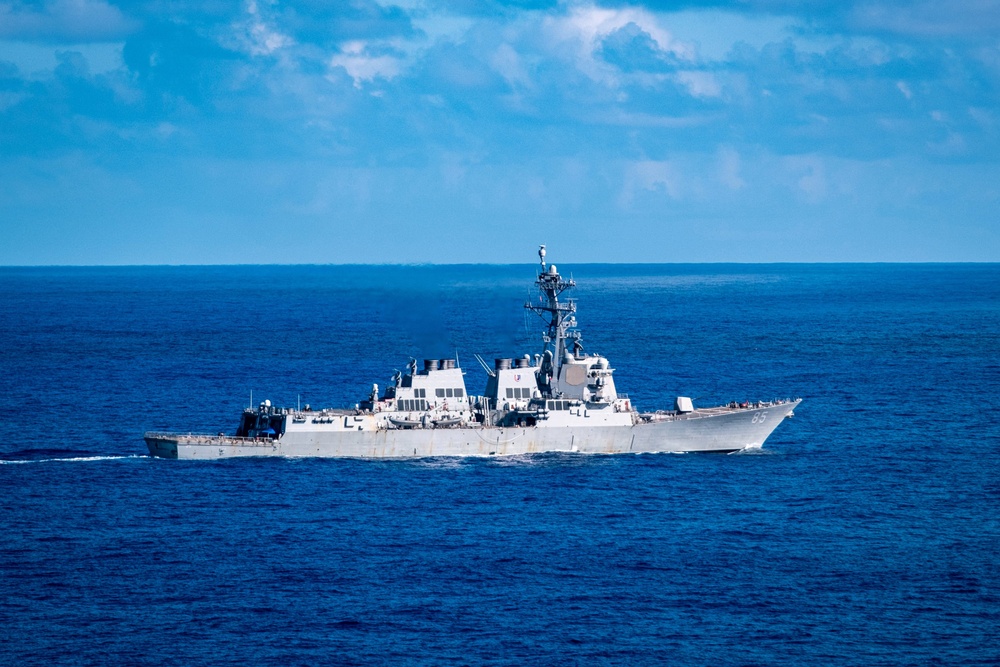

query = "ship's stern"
[144,433,179,459]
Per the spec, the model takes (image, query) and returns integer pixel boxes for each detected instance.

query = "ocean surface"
[1,263,998,666]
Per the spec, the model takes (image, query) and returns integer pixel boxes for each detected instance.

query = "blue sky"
[1,0,998,264]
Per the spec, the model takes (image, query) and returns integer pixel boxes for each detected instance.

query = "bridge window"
[436,388,445,397]
[455,389,464,398]
[506,388,514,398]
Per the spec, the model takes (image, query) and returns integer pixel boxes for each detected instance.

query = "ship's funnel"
[424,359,440,371]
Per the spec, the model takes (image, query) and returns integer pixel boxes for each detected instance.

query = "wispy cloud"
[329,40,406,86]
[0,0,136,42]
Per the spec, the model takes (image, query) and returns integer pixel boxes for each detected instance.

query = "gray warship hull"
[145,400,799,460]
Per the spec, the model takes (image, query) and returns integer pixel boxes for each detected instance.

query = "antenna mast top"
[525,247,580,370]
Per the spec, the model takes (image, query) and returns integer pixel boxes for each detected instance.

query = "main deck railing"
[144,432,279,446]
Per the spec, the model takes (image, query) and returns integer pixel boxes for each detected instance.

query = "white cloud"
[675,70,722,98]
[235,0,292,56]
[329,41,405,87]
[578,6,690,58]
[541,4,694,85]
[491,42,533,90]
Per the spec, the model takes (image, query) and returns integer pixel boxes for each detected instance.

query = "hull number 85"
[752,412,768,424]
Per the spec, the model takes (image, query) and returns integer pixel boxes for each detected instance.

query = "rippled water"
[2,263,998,665]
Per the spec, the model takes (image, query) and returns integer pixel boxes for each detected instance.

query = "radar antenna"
[525,245,581,376]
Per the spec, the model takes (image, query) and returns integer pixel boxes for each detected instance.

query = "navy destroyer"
[145,247,800,459]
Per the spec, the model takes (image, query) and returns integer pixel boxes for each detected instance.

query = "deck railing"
[144,432,279,446]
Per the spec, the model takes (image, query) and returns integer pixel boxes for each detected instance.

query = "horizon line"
[1,260,999,269]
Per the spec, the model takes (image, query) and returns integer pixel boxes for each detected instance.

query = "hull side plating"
[145,401,798,460]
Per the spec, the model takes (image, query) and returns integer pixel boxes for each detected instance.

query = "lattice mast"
[525,244,581,372]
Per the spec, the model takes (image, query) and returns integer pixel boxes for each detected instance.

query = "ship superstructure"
[145,247,799,459]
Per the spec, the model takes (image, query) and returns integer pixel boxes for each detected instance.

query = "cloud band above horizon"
[1,0,998,264]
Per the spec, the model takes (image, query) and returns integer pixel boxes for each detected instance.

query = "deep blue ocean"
[1,263,998,666]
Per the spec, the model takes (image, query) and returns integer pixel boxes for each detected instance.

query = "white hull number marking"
[751,412,768,424]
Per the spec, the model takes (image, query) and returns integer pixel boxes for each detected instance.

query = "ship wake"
[0,454,150,465]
